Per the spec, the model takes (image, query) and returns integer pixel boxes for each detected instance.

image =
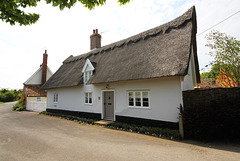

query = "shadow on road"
[180,139,240,153]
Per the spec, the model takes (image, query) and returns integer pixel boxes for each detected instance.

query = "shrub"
[108,122,181,140]
[12,93,25,111]
[0,93,6,102]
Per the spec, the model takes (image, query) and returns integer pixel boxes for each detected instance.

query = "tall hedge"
[0,89,19,102]
[182,87,240,140]
[181,102,240,140]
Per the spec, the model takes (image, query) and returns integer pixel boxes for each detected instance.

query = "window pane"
[143,101,149,107]
[84,73,87,82]
[89,98,92,104]
[142,92,149,107]
[142,92,148,98]
[85,93,88,103]
[135,92,141,106]
[89,93,92,104]
[128,92,134,106]
[87,71,90,79]
[86,72,89,81]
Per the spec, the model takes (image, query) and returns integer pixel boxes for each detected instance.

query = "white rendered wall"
[26,98,46,112]
[47,77,182,123]
[111,77,182,123]
[47,84,102,114]
[182,46,197,91]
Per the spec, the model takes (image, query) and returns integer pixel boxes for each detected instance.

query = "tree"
[201,63,221,80]
[0,0,130,26]
[0,88,19,102]
[206,30,240,87]
[200,63,221,87]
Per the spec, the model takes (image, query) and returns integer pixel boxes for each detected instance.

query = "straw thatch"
[41,6,200,90]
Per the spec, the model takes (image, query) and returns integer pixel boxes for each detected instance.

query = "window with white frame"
[128,91,149,108]
[36,97,41,102]
[53,94,58,103]
[85,92,92,104]
[84,71,92,83]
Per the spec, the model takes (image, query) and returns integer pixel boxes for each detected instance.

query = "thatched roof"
[41,6,200,90]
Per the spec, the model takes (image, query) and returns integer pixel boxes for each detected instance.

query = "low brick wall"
[182,87,240,140]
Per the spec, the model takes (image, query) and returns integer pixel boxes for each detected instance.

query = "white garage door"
[26,101,46,112]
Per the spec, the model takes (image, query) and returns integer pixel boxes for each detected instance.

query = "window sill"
[85,103,93,106]
[128,106,151,110]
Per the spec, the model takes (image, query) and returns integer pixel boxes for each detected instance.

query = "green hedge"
[181,101,240,140]
[0,89,20,102]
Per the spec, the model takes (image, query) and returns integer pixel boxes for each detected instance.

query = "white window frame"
[84,71,93,83]
[36,97,41,102]
[85,92,93,105]
[53,93,58,103]
[128,91,150,109]
[82,59,95,84]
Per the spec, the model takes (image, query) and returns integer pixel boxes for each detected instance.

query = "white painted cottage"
[41,6,200,128]
[23,50,53,112]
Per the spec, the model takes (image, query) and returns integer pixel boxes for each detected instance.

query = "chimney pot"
[90,29,101,50]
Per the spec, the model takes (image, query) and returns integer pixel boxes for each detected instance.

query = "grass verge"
[39,111,181,140]
[0,102,4,104]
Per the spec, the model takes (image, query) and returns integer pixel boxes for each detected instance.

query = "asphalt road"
[1,102,240,161]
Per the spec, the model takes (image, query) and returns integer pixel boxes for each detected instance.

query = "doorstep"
[95,120,113,126]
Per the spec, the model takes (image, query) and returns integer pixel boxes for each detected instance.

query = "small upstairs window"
[82,59,95,84]
[84,71,93,83]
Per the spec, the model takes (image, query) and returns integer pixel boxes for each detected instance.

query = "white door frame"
[101,89,115,121]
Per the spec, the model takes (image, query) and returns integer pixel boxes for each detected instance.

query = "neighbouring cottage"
[23,50,53,112]
[41,6,200,129]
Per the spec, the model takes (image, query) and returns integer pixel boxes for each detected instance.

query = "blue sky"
[0,0,240,89]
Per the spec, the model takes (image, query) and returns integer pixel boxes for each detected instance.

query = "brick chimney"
[41,50,48,86]
[90,29,101,50]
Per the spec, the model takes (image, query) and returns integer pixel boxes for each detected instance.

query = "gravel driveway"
[1,102,240,161]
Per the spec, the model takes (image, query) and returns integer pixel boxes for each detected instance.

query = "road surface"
[0,102,240,161]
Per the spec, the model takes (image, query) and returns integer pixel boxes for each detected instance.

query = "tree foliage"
[206,30,240,87]
[0,0,131,26]
[0,89,20,102]
[201,63,221,80]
